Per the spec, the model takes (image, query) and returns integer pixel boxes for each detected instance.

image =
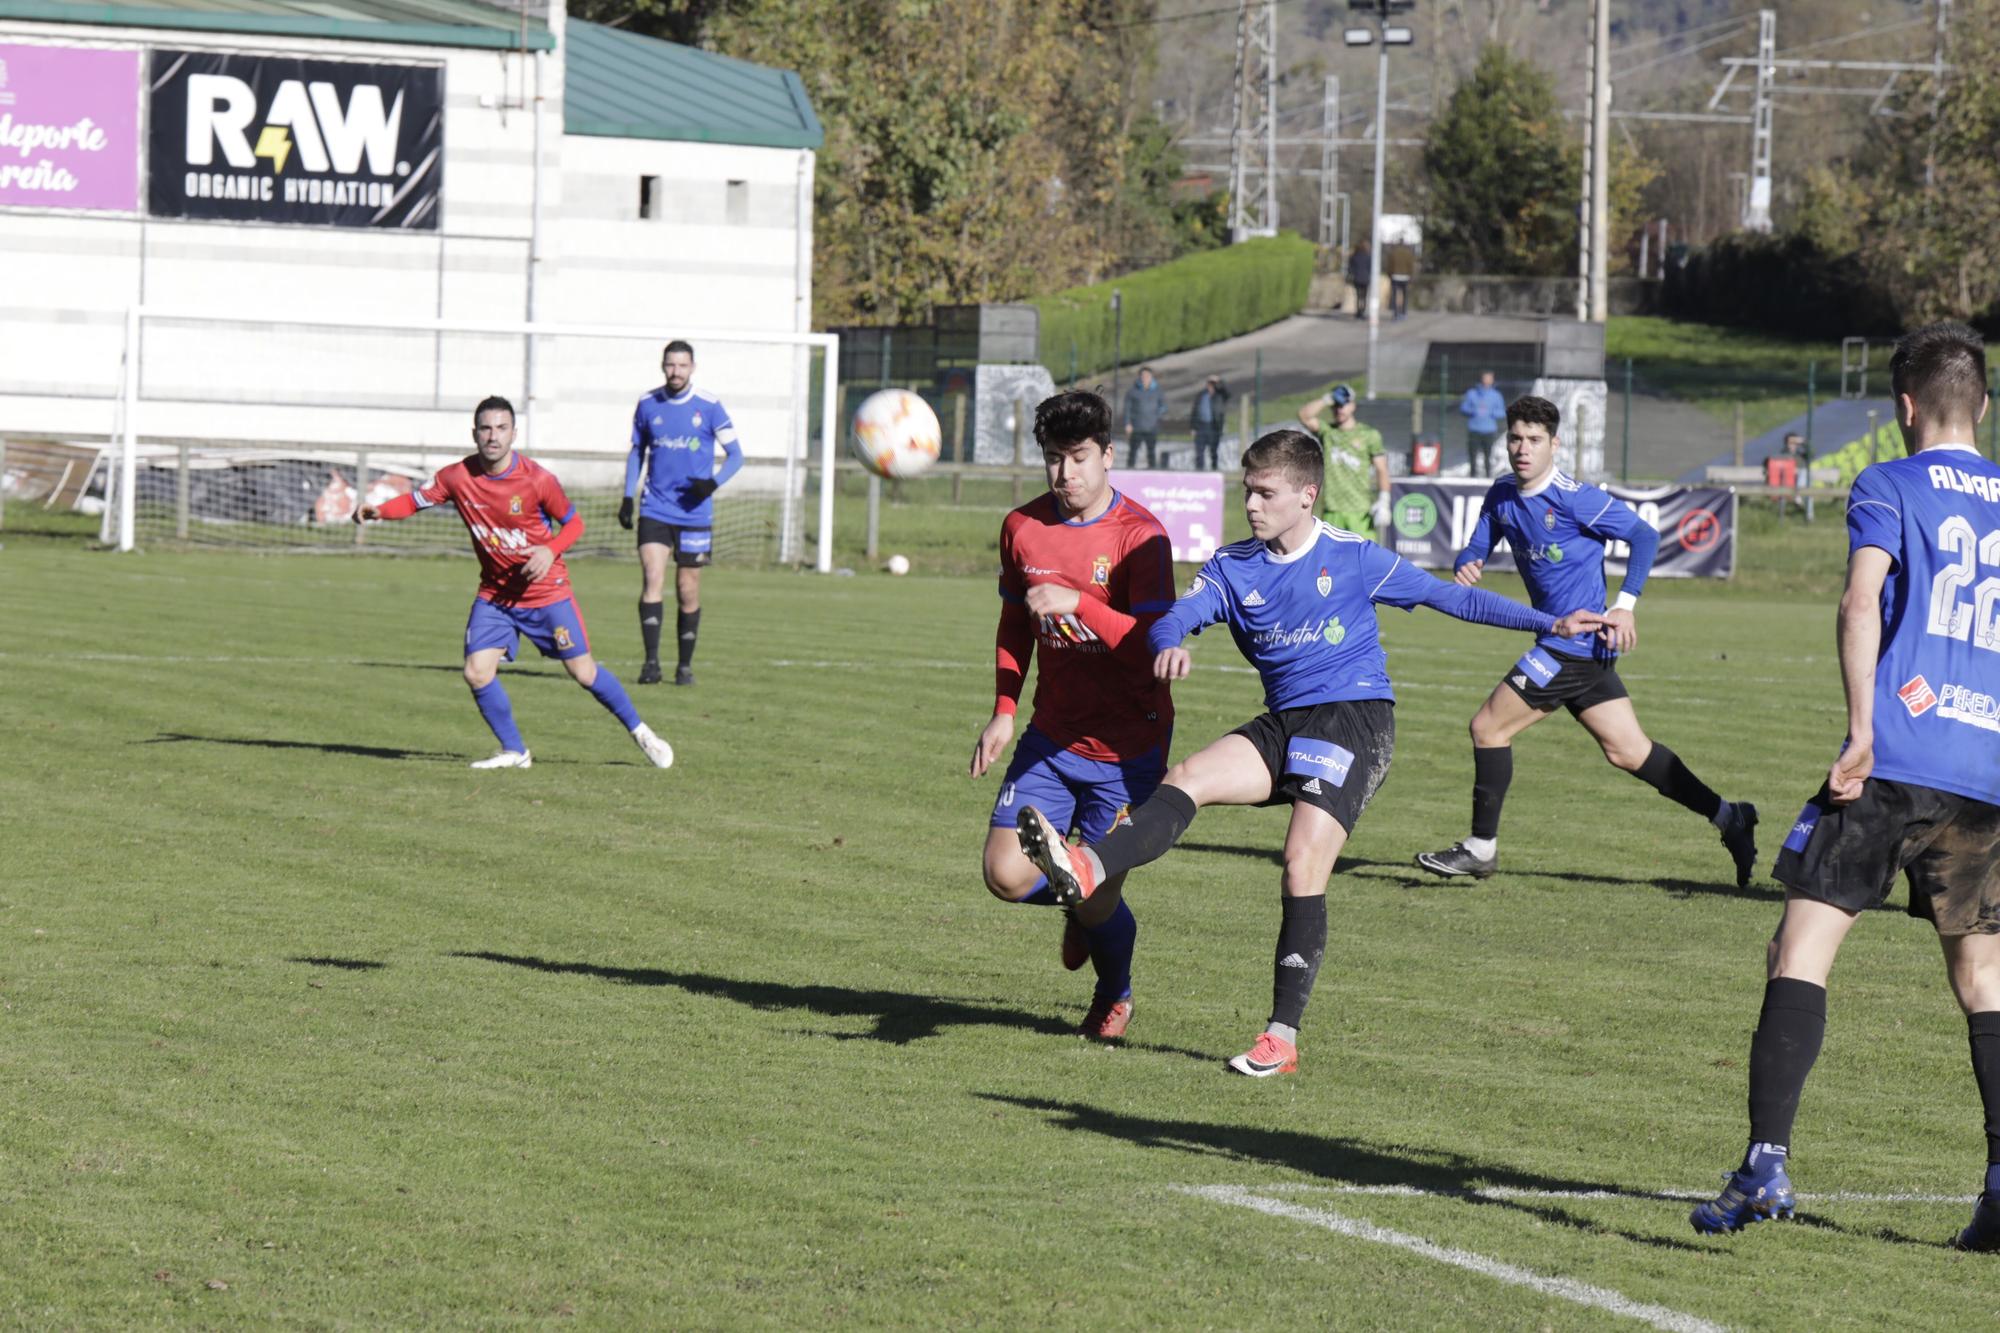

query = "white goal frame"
[112,306,843,571]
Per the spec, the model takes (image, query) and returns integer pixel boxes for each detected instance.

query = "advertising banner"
[0,43,140,212]
[1112,471,1226,564]
[1387,477,1737,578]
[147,49,442,229]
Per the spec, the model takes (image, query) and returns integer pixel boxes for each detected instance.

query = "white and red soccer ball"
[850,388,942,480]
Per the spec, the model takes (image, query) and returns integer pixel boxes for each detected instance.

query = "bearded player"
[970,390,1176,1040]
[356,396,675,770]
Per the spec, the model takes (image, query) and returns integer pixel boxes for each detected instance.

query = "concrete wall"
[0,19,813,467]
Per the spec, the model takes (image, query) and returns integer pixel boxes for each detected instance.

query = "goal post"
[110,307,842,572]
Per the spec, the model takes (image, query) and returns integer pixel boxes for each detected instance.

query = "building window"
[639,175,660,220]
[725,179,748,225]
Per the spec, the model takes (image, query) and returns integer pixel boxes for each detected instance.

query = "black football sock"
[1090,784,1197,881]
[1270,894,1328,1031]
[639,601,664,664]
[1471,745,1512,840]
[1968,1012,2000,1178]
[1746,977,1827,1151]
[676,608,701,670]
[1633,742,1724,821]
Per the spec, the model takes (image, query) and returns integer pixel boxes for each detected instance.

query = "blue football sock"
[470,679,525,752]
[1985,1162,2000,1196]
[584,667,642,730]
[1087,899,1137,1001]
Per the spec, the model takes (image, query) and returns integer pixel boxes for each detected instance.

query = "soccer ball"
[850,388,941,479]
[885,554,911,576]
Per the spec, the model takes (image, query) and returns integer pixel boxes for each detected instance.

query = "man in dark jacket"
[1123,367,1168,468]
[1345,242,1371,320]
[1190,375,1230,470]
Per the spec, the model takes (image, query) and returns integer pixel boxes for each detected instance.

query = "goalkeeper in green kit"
[1298,383,1388,534]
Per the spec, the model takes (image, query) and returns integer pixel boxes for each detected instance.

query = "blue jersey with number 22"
[1847,446,2000,805]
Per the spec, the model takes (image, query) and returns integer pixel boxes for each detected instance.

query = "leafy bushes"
[1662,232,1897,341]
[1034,233,1315,380]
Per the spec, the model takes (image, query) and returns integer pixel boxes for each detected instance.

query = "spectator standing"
[1386,244,1416,320]
[1190,375,1231,471]
[1123,367,1168,469]
[1346,242,1371,321]
[1459,370,1507,476]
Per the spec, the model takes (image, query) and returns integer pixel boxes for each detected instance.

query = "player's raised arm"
[1068,530,1175,666]
[1359,542,1586,636]
[357,470,451,524]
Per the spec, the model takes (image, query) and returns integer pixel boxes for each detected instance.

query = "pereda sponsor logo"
[180,72,413,205]
[1939,682,2000,732]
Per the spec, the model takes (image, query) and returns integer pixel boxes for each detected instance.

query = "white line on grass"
[1179,1184,1725,1333]
[1252,1182,1975,1205]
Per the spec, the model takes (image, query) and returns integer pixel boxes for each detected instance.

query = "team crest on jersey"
[1092,555,1111,586]
[1543,509,1557,530]
[1316,567,1332,597]
[692,412,703,427]
[1184,573,1207,598]
[554,625,574,650]
[509,494,523,516]
[1899,674,1938,717]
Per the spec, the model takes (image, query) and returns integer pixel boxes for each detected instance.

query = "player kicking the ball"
[1690,324,2000,1247]
[1413,394,1758,886]
[971,390,1176,1040]
[1016,429,1603,1075]
[356,395,674,770]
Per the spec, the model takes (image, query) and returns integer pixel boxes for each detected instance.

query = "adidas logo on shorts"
[1511,674,1529,689]
[1243,589,1266,606]
[1300,778,1322,794]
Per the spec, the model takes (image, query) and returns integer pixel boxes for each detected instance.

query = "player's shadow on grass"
[288,956,386,971]
[982,1094,1710,1252]
[143,731,463,762]
[355,661,567,678]
[450,950,1212,1059]
[1177,841,1396,877]
[1379,864,1778,903]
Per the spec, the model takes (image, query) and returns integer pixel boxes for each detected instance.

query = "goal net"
[105,309,840,569]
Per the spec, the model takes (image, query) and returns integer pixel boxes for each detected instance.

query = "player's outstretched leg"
[1018,785,1200,911]
[1583,700,1759,887]
[1015,806,1099,907]
[568,655,673,769]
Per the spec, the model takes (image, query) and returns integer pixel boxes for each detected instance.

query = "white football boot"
[470,750,533,770]
[632,723,674,769]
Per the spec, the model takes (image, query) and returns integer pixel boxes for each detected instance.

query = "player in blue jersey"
[1690,324,2000,1247]
[1015,428,1604,1076]
[617,340,745,686]
[1414,395,1758,885]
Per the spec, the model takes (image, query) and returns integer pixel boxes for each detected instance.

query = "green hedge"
[1034,233,1315,381]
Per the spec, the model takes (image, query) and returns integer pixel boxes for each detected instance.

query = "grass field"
[6,516,1999,1328]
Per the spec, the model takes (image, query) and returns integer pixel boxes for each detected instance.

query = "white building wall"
[547,135,812,463]
[0,17,815,477]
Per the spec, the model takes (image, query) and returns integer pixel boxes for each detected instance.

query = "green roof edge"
[0,0,555,50]
[563,115,817,150]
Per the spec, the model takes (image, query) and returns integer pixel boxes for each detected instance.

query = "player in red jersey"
[356,396,675,770]
[969,390,1176,1038]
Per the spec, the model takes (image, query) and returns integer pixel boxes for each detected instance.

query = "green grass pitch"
[4,514,1998,1327]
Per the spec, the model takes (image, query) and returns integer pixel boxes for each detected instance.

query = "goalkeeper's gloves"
[617,496,635,530]
[685,478,719,502]
[1370,494,1391,527]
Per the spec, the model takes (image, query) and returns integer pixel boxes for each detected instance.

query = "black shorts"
[1230,699,1395,833]
[1775,777,2000,935]
[1500,645,1628,716]
[636,517,712,567]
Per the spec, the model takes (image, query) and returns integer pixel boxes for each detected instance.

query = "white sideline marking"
[1180,1184,1724,1333]
[1255,1182,1974,1205]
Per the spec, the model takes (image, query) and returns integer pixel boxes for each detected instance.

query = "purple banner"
[0,44,140,212]
[1113,471,1227,564]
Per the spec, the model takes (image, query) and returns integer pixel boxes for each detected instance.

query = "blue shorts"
[990,725,1168,843]
[466,596,592,663]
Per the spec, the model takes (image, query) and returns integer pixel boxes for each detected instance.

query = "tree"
[680,0,1168,325]
[1863,0,2000,324]
[1421,44,1580,276]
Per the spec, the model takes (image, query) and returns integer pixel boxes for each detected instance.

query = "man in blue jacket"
[1458,370,1507,477]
